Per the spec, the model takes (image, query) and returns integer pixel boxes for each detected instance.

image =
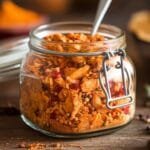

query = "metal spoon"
[91,0,112,35]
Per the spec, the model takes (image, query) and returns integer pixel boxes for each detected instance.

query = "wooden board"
[0,0,149,149]
[0,107,149,150]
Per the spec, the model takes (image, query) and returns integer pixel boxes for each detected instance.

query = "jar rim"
[29,21,126,56]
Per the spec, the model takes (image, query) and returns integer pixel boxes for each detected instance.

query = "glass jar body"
[20,23,136,138]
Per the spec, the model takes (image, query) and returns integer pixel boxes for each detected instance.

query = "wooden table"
[0,107,149,150]
[0,0,149,149]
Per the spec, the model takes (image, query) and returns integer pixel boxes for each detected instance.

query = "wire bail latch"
[99,49,133,109]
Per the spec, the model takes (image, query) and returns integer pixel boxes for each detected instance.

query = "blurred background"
[0,0,149,108]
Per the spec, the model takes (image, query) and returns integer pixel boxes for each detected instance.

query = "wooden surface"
[0,0,149,149]
[0,107,149,150]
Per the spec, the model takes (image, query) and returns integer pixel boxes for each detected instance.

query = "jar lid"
[0,37,29,82]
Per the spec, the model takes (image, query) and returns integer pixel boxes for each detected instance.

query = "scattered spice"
[135,114,150,123]
[49,143,64,150]
[17,142,82,150]
[17,142,46,150]
[18,142,27,148]
[28,143,46,150]
[65,143,82,149]
[135,113,150,134]
[146,126,150,134]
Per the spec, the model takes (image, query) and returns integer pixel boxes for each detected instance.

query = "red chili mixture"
[20,33,135,133]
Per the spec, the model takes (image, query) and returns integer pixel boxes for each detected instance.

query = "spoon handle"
[91,0,112,35]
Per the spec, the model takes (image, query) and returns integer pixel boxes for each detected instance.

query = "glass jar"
[20,22,136,138]
[0,37,28,109]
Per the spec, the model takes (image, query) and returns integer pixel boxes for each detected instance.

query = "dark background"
[0,0,149,149]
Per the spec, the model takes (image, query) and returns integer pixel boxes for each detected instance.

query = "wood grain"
[0,107,149,150]
[0,0,149,149]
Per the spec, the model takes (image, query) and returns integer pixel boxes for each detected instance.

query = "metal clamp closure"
[99,49,133,109]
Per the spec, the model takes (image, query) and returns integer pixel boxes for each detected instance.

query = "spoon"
[91,0,112,35]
